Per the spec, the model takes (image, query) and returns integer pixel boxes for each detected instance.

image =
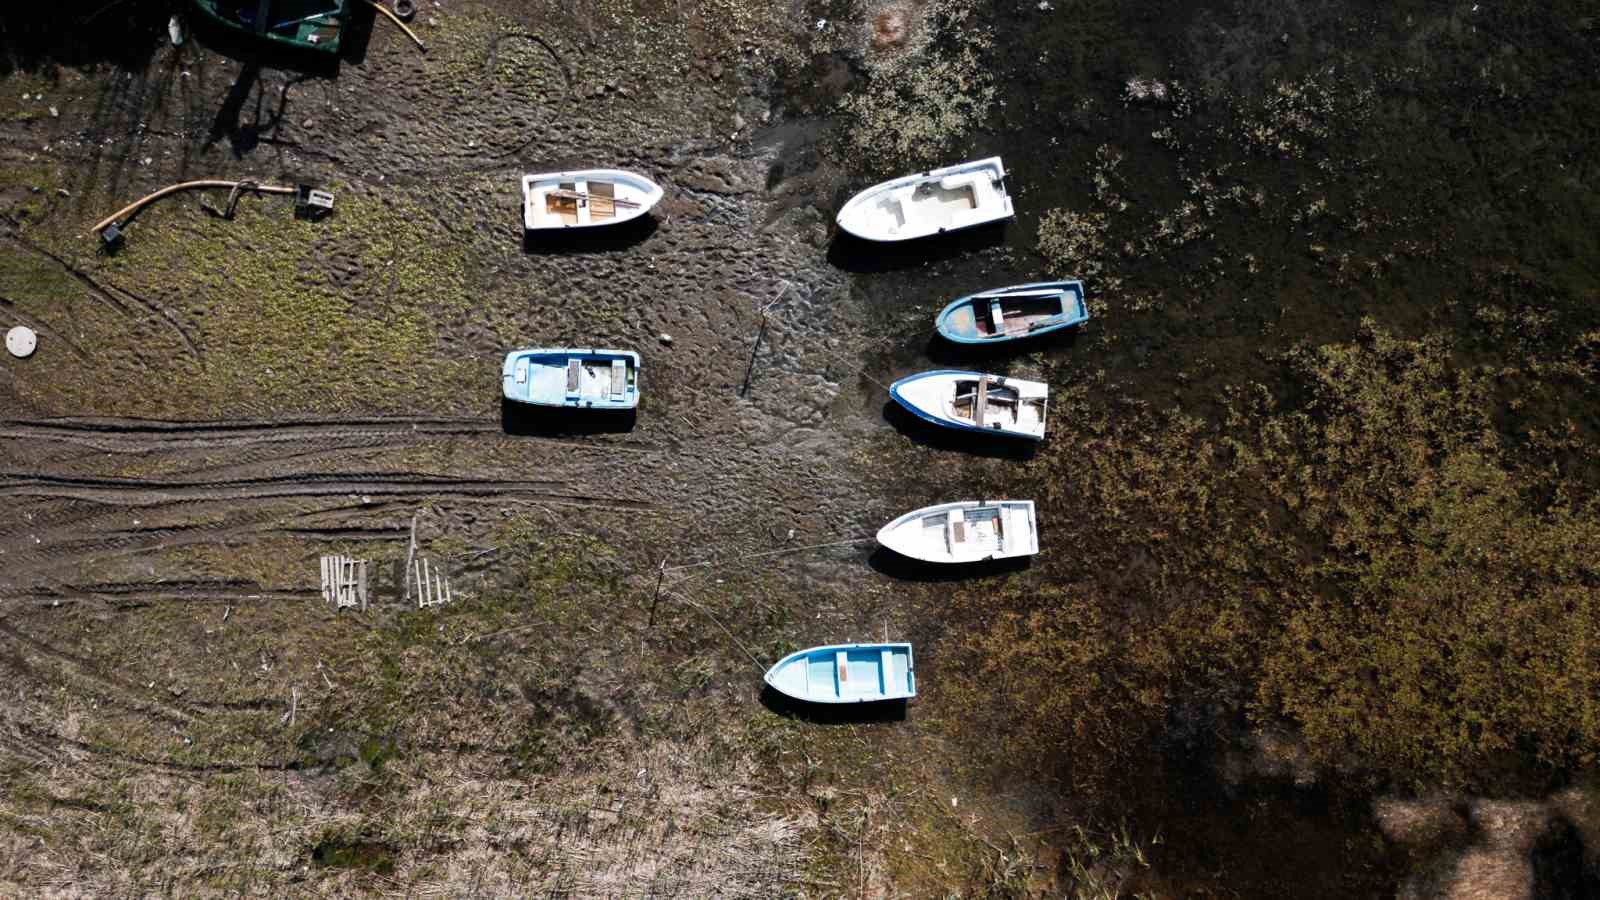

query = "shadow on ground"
[880,400,1039,460]
[865,546,1031,583]
[522,216,659,255]
[501,398,638,436]
[0,3,168,75]
[759,686,908,725]
[825,222,1010,274]
[921,326,1085,368]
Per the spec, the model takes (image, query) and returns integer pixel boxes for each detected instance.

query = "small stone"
[302,118,313,129]
[658,333,673,345]
[732,113,745,131]
[48,106,58,117]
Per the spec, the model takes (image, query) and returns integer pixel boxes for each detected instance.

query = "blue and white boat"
[764,643,916,704]
[502,348,640,409]
[890,370,1048,440]
[935,280,1088,345]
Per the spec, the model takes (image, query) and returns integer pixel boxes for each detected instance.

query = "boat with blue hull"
[936,280,1088,345]
[764,643,916,704]
[502,348,640,409]
[890,370,1048,440]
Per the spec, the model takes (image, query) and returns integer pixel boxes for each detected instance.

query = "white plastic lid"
[6,326,37,358]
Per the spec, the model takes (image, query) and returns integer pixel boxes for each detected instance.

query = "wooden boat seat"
[566,359,581,392]
[989,300,1006,334]
[947,508,967,548]
[609,359,626,400]
[973,375,990,427]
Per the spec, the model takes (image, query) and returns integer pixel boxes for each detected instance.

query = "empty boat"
[890,370,1048,440]
[936,280,1088,345]
[764,643,915,704]
[877,500,1038,564]
[502,348,640,409]
[835,157,1013,242]
[521,169,663,231]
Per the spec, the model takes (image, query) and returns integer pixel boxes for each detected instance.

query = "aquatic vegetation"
[833,0,996,171]
[939,322,1600,796]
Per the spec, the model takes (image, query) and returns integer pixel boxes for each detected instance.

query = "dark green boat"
[190,0,348,54]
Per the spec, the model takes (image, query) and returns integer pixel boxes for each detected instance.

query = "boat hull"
[190,0,347,53]
[877,500,1038,564]
[836,157,1013,242]
[936,281,1089,345]
[522,169,663,231]
[502,348,640,409]
[889,370,1047,440]
[764,643,915,704]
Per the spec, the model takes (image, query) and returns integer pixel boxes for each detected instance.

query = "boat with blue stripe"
[936,280,1088,345]
[502,348,640,409]
[890,370,1047,440]
[764,643,915,704]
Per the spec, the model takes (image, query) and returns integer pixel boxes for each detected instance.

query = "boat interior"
[923,506,1006,555]
[972,293,1066,337]
[802,648,907,700]
[949,378,1045,430]
[510,354,634,403]
[562,357,631,401]
[873,170,1005,232]
[527,178,634,227]
[213,0,343,41]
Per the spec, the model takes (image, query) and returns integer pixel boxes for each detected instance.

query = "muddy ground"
[2,0,1599,897]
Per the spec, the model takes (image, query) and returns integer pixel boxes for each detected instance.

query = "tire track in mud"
[1,580,311,608]
[0,471,655,509]
[0,621,199,726]
[0,292,91,360]
[2,233,201,360]
[0,415,660,454]
[4,720,300,774]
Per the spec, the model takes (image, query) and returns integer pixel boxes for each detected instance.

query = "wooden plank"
[545,188,641,209]
[566,359,581,392]
[973,376,989,427]
[610,359,626,400]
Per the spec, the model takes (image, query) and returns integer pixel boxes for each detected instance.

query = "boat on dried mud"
[876,500,1038,564]
[521,169,663,231]
[889,370,1048,440]
[501,348,640,409]
[835,157,1014,242]
[935,280,1088,345]
[764,643,916,704]
[190,0,348,53]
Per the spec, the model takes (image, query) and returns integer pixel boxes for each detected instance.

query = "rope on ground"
[662,537,874,573]
[658,588,766,673]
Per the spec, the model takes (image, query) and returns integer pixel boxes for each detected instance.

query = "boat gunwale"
[521,169,664,231]
[763,642,916,703]
[500,347,641,408]
[189,0,347,53]
[876,500,1037,563]
[888,370,1046,440]
[936,280,1089,345]
[835,156,1011,242]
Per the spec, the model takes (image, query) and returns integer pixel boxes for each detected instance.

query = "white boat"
[877,500,1038,564]
[835,157,1013,242]
[889,370,1047,440]
[521,169,663,231]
